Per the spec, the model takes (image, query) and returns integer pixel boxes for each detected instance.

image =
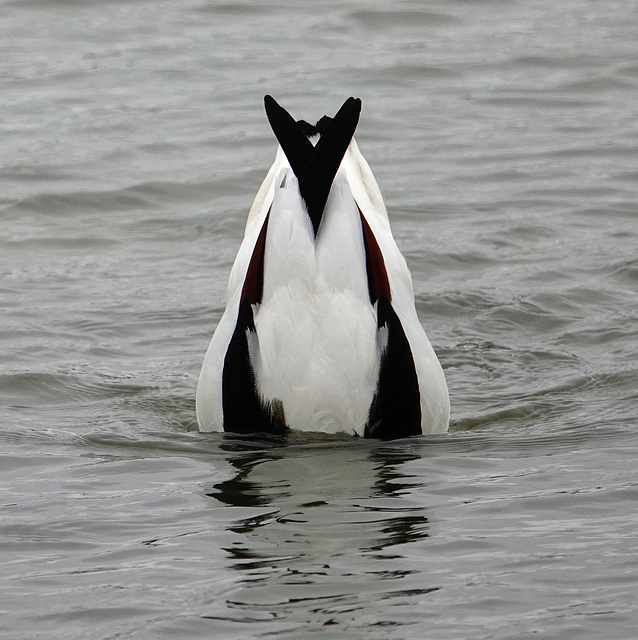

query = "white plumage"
[196,97,449,437]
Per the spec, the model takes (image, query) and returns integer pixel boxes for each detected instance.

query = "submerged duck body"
[196,96,449,437]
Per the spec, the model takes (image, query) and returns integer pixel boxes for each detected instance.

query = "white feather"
[251,168,379,435]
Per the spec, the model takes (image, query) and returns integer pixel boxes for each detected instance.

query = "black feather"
[264,95,362,236]
[222,302,287,435]
[365,298,422,438]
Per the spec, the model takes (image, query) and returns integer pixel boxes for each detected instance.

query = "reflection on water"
[205,435,437,629]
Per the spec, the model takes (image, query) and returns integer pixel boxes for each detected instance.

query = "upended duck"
[196,96,449,438]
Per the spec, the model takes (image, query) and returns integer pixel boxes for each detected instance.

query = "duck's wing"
[343,142,450,435]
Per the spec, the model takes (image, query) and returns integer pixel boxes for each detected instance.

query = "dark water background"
[2,0,637,637]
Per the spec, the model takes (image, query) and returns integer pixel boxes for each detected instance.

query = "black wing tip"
[261,95,363,236]
[337,97,362,128]
[263,95,314,178]
[339,96,362,118]
[263,94,289,125]
[263,94,276,116]
[263,95,362,125]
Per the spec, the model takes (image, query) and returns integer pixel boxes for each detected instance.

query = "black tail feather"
[263,95,361,235]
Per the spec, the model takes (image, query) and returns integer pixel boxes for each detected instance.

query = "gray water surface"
[2,0,638,638]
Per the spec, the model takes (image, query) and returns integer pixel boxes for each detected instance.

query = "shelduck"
[196,96,449,437]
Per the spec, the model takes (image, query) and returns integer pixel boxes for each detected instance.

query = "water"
[2,0,638,637]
